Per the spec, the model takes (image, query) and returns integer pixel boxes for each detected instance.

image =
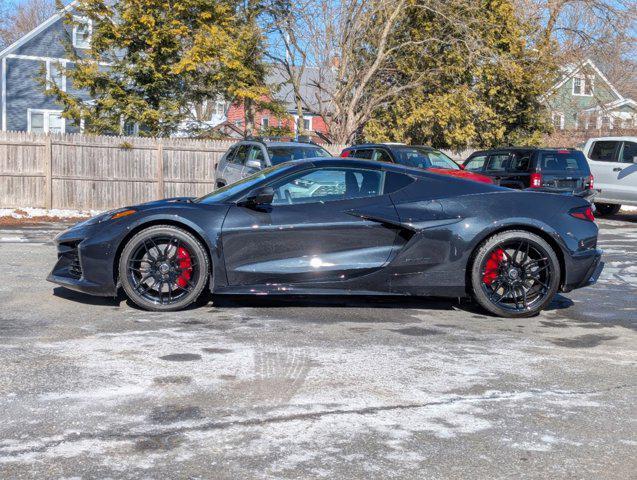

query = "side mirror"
[245,159,262,170]
[238,186,274,208]
[459,164,465,170]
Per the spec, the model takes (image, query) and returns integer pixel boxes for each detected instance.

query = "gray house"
[0,1,92,133]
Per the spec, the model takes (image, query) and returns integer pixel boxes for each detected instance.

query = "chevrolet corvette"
[48,158,603,317]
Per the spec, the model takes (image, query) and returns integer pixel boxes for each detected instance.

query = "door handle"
[613,167,622,172]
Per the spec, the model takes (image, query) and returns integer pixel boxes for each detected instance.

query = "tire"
[594,203,621,217]
[470,230,561,318]
[216,180,226,189]
[118,225,210,311]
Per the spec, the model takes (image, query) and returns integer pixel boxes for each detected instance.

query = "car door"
[615,140,637,202]
[485,153,512,187]
[463,154,488,173]
[225,144,251,184]
[220,165,402,287]
[586,140,622,201]
[243,144,266,176]
[505,152,532,189]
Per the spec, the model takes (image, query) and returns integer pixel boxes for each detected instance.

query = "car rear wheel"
[594,203,621,217]
[119,225,210,311]
[471,230,560,318]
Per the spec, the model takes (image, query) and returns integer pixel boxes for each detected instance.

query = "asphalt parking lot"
[0,213,636,479]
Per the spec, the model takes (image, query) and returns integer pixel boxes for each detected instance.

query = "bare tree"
[292,0,486,144]
[263,0,314,136]
[0,0,56,49]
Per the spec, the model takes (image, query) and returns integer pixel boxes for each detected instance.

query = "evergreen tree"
[50,0,273,136]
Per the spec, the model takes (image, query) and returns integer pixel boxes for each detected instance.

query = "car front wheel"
[118,225,210,311]
[471,230,561,318]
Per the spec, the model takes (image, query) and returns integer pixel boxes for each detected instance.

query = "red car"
[340,144,494,184]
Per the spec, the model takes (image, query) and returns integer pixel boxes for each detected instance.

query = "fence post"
[156,140,164,199]
[44,135,53,209]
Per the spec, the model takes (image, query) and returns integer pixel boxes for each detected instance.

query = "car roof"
[291,157,434,177]
[585,136,637,142]
[237,140,327,148]
[345,143,437,150]
[468,147,581,155]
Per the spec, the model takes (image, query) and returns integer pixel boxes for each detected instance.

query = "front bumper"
[561,248,603,292]
[47,224,119,297]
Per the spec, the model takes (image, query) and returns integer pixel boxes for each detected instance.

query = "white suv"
[582,136,637,215]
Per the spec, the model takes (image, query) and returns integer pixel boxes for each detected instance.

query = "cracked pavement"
[0,213,636,479]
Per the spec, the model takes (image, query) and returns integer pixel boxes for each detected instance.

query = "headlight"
[80,208,137,226]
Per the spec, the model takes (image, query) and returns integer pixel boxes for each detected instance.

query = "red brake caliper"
[176,247,192,288]
[483,248,504,286]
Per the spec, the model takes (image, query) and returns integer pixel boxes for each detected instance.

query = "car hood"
[426,168,494,184]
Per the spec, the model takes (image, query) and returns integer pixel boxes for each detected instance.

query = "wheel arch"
[112,218,214,289]
[465,224,566,295]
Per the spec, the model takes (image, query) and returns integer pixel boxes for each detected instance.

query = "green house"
[545,59,637,131]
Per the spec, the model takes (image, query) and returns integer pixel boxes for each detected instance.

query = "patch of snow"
[0,208,102,219]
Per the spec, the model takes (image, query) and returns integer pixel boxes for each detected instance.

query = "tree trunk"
[244,98,255,137]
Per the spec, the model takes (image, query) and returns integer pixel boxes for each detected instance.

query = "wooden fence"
[0,131,346,210]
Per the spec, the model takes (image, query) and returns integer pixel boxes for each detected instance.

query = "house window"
[573,75,593,96]
[552,112,564,130]
[261,117,269,130]
[28,109,65,134]
[601,115,613,130]
[46,61,66,91]
[214,100,225,117]
[294,115,312,132]
[73,17,92,49]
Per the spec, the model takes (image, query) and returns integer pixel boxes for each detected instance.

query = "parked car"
[462,148,594,198]
[215,139,332,187]
[581,137,637,216]
[49,158,602,318]
[340,143,494,184]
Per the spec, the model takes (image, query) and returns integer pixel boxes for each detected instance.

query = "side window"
[464,155,487,171]
[250,146,265,163]
[270,168,383,205]
[233,145,250,165]
[384,171,414,193]
[589,141,619,162]
[486,154,510,172]
[509,155,530,172]
[373,149,393,163]
[621,141,637,163]
[223,146,237,163]
[352,149,374,160]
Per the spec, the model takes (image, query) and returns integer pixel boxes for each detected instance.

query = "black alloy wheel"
[471,230,560,318]
[119,225,210,311]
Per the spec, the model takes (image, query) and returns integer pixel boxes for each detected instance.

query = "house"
[545,58,637,131]
[0,1,331,140]
[0,1,95,134]
[221,66,331,142]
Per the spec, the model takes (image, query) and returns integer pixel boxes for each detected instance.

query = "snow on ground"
[0,208,102,219]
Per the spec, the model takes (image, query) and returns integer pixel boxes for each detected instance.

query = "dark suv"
[462,148,594,196]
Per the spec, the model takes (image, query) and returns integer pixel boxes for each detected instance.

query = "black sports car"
[48,158,603,318]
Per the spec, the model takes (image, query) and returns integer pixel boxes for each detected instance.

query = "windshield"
[267,146,332,165]
[393,147,459,170]
[195,164,289,204]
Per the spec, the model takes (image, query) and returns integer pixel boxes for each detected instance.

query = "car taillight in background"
[570,206,595,222]
[530,172,542,188]
[340,150,351,158]
[587,174,594,190]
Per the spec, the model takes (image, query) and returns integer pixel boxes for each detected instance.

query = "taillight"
[530,172,542,188]
[570,206,595,222]
[587,174,594,190]
[340,150,350,158]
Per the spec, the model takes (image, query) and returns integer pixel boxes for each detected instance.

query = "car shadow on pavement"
[52,287,122,307]
[604,211,637,223]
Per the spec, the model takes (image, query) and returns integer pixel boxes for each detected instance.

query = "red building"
[215,67,331,142]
